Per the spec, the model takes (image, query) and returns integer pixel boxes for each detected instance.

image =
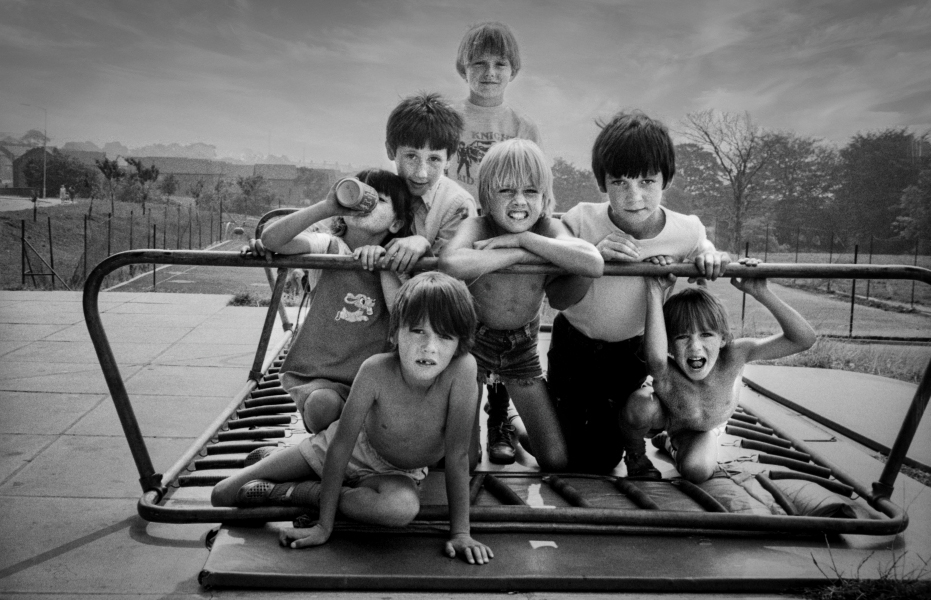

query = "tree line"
[552,110,930,255]
[22,110,930,255]
[21,152,333,217]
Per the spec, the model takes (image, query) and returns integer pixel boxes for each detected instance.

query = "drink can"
[335,177,379,213]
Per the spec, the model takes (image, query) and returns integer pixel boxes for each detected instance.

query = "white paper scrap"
[529,540,558,549]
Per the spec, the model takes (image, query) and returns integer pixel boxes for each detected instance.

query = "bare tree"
[678,110,777,251]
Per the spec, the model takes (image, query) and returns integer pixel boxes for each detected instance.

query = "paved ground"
[0,288,929,598]
[0,194,68,213]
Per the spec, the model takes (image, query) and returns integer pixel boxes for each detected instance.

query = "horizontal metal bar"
[86,248,931,283]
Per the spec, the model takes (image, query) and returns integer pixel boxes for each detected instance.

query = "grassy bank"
[1,197,251,291]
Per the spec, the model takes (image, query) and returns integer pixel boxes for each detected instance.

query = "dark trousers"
[547,313,646,473]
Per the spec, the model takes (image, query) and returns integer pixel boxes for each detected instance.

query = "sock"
[269,480,321,506]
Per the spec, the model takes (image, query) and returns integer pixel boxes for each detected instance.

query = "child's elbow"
[437,253,458,277]
[585,255,605,278]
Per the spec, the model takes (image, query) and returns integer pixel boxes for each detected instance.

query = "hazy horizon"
[3,0,929,170]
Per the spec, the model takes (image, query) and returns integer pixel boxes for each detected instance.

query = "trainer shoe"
[234,480,276,507]
[243,446,279,467]
[624,451,662,480]
[234,479,295,507]
[486,419,517,465]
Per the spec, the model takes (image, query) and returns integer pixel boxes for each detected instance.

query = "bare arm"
[261,187,349,254]
[477,218,603,278]
[730,273,817,363]
[643,276,675,377]
[283,361,378,548]
[439,217,542,280]
[442,355,493,565]
[378,269,403,313]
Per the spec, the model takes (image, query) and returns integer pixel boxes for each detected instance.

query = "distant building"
[0,141,33,186]
[133,157,340,206]
[11,147,105,188]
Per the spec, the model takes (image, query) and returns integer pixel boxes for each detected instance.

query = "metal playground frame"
[82,239,931,538]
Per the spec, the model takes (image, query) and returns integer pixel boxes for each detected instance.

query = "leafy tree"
[678,110,779,251]
[125,158,160,212]
[759,133,840,246]
[895,167,931,248]
[550,157,602,213]
[23,150,96,199]
[158,173,179,202]
[188,179,206,207]
[20,129,49,147]
[235,174,271,215]
[95,157,124,212]
[835,128,926,240]
[665,143,727,214]
[295,167,333,204]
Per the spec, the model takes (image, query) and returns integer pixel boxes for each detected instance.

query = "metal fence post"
[827,232,834,293]
[741,241,749,329]
[21,220,25,287]
[763,224,769,262]
[794,227,800,263]
[865,234,874,302]
[911,243,919,309]
[153,224,157,289]
[177,205,181,250]
[107,213,112,257]
[849,244,859,338]
[83,215,88,280]
[188,205,193,249]
[48,216,55,290]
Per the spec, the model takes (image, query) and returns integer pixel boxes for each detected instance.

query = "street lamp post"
[21,103,48,198]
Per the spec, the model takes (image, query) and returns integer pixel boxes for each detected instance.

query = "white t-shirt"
[561,203,710,342]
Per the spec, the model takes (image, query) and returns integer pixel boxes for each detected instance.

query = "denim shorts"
[471,316,543,386]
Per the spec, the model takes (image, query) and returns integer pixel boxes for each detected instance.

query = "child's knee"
[621,388,656,429]
[537,451,568,472]
[302,390,342,433]
[211,478,235,507]
[380,488,420,527]
[677,455,716,484]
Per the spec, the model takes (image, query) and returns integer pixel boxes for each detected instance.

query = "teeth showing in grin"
[507,210,529,221]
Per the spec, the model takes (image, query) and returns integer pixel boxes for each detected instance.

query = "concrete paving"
[0,289,928,599]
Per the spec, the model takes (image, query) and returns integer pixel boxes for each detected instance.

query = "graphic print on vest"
[335,292,376,323]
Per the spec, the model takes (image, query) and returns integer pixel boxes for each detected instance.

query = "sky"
[2,0,930,170]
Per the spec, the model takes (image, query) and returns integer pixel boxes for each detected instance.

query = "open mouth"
[686,357,707,370]
[506,209,529,221]
[416,359,437,366]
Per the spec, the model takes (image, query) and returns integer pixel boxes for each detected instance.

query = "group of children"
[211,22,816,565]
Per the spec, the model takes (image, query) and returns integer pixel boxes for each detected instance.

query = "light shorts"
[471,316,543,386]
[298,420,428,487]
[281,372,352,415]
